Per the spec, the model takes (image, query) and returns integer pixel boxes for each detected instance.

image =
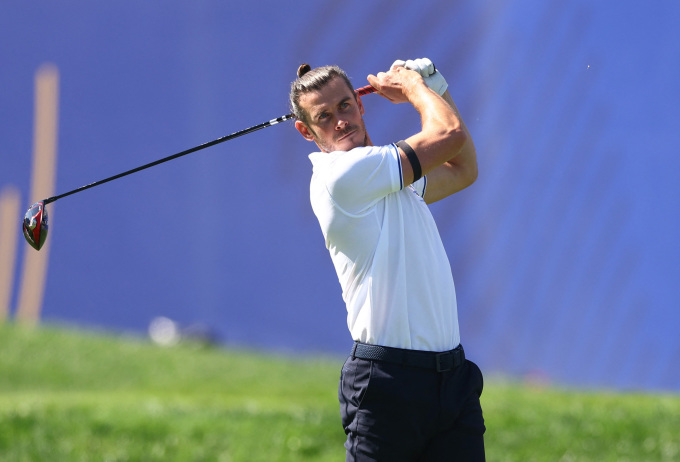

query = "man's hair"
[289,64,355,124]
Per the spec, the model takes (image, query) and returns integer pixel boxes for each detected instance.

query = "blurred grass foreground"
[1,324,678,461]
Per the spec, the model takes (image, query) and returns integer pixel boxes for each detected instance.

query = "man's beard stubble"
[315,122,369,153]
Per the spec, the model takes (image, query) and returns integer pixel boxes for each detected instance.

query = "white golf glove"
[392,57,448,96]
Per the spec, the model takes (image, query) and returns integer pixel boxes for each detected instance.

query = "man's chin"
[318,132,368,153]
[335,132,367,151]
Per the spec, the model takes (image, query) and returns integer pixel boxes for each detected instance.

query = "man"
[290,58,485,461]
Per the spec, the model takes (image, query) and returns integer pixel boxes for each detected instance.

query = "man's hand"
[367,66,425,104]
[392,58,448,96]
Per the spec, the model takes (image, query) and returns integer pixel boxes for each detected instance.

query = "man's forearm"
[409,85,461,141]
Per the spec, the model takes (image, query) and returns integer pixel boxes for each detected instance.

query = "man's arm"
[367,67,468,188]
[421,89,477,204]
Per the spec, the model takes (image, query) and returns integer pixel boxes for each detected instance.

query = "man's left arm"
[422,89,478,204]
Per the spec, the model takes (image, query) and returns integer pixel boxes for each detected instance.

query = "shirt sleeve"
[323,144,403,214]
[410,176,427,198]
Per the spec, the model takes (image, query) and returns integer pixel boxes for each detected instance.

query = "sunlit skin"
[295,77,372,153]
[296,67,477,204]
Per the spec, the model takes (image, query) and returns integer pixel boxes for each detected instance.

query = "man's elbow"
[449,132,477,184]
[465,161,479,187]
[459,144,478,189]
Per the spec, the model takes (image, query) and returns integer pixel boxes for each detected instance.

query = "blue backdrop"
[1,0,678,391]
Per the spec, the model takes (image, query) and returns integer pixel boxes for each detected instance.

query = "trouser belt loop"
[435,352,450,372]
[351,342,358,359]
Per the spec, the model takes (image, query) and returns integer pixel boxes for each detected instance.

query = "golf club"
[22,84,377,251]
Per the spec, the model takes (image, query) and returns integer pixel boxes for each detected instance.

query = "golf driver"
[22,84,377,251]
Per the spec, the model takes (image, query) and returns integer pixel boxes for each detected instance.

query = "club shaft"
[43,114,294,204]
[42,85,376,205]
[355,84,376,97]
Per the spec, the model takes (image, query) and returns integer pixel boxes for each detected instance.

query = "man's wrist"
[403,76,436,103]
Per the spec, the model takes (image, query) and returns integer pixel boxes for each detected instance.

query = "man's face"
[295,76,369,153]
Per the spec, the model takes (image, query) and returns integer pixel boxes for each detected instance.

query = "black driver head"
[23,201,49,251]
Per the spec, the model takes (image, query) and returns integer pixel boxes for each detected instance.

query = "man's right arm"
[367,67,469,188]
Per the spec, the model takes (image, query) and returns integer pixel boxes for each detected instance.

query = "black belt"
[351,342,465,372]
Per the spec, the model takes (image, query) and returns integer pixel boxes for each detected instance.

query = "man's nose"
[335,118,349,130]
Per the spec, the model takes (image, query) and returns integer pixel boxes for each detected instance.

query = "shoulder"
[309,144,400,179]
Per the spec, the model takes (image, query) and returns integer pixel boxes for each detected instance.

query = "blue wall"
[1,0,679,390]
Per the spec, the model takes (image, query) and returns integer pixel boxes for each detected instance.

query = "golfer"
[290,58,485,461]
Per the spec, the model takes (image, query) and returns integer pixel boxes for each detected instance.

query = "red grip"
[355,85,376,96]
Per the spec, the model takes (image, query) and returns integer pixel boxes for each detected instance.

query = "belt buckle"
[435,352,452,372]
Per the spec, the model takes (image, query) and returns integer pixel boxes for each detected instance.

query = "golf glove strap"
[392,57,448,96]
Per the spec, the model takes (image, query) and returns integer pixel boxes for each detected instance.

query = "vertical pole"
[16,64,59,326]
[0,187,20,322]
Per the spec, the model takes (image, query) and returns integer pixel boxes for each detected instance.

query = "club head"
[23,201,49,251]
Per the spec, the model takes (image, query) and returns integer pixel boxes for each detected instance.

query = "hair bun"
[297,63,312,78]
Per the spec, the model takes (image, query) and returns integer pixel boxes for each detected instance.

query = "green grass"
[1,323,679,461]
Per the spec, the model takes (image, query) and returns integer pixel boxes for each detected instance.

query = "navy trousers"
[339,348,485,461]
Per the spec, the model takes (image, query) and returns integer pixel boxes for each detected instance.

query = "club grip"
[355,85,376,97]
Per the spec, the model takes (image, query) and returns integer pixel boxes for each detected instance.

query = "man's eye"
[318,112,329,120]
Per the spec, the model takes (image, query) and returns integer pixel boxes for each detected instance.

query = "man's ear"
[357,94,366,116]
[295,120,316,142]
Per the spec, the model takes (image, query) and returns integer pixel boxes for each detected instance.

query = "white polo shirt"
[309,143,460,352]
